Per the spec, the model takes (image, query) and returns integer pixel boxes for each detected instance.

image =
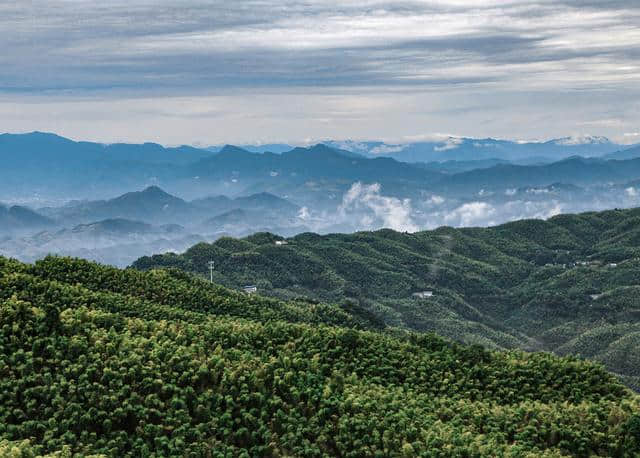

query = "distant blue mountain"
[39,186,193,224]
[2,131,640,204]
[70,218,184,236]
[40,185,302,228]
[0,132,215,197]
[0,131,212,164]
[190,143,440,184]
[209,143,364,158]
[192,191,300,216]
[0,203,53,233]
[602,145,640,161]
[438,156,640,194]
[207,143,294,154]
[326,136,629,163]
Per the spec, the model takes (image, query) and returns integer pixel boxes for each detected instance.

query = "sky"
[1,0,639,145]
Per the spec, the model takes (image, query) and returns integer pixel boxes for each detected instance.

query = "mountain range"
[0,217,202,267]
[326,136,635,162]
[208,136,636,163]
[0,203,53,234]
[2,132,639,202]
[37,186,300,227]
[135,206,640,391]
[437,156,640,195]
[3,131,640,269]
[0,186,307,266]
[1,132,640,454]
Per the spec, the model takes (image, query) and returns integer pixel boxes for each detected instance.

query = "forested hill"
[1,255,639,456]
[134,207,640,391]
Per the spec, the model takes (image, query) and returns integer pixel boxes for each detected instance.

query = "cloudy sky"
[1,0,639,145]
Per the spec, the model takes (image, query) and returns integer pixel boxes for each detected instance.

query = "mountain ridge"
[134,205,640,391]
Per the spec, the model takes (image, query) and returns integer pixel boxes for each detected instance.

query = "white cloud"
[554,135,610,145]
[427,195,445,205]
[434,137,464,152]
[326,140,369,152]
[369,144,405,155]
[444,202,497,227]
[473,142,497,148]
[298,206,311,220]
[501,200,564,220]
[339,182,418,232]
[526,187,551,195]
[394,133,456,143]
[439,199,567,228]
[1,1,640,144]
[626,187,638,197]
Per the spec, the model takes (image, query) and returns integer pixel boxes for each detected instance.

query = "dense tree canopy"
[0,255,639,456]
[134,207,640,390]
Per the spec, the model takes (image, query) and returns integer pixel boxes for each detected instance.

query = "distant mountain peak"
[308,143,333,151]
[557,155,600,163]
[72,218,153,235]
[288,143,365,159]
[553,135,610,146]
[219,145,251,155]
[250,191,278,198]
[25,130,68,139]
[0,130,76,145]
[113,186,185,206]
[141,185,169,195]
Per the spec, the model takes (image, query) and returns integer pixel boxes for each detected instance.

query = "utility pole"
[208,260,215,283]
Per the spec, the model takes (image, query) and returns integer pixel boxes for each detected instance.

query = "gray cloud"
[1,1,639,143]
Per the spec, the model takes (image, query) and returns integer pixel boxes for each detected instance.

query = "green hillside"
[1,255,639,456]
[134,207,640,391]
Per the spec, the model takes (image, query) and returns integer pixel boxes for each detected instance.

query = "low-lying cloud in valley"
[443,202,497,227]
[338,182,419,233]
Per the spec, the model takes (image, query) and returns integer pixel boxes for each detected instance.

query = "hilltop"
[0,204,53,234]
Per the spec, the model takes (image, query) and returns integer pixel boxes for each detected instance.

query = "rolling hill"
[38,186,193,225]
[192,191,300,216]
[604,145,640,161]
[0,254,638,455]
[0,218,198,267]
[39,187,301,228]
[135,207,640,391]
[0,204,53,234]
[439,156,640,194]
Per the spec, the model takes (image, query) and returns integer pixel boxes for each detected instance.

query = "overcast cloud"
[1,1,639,144]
